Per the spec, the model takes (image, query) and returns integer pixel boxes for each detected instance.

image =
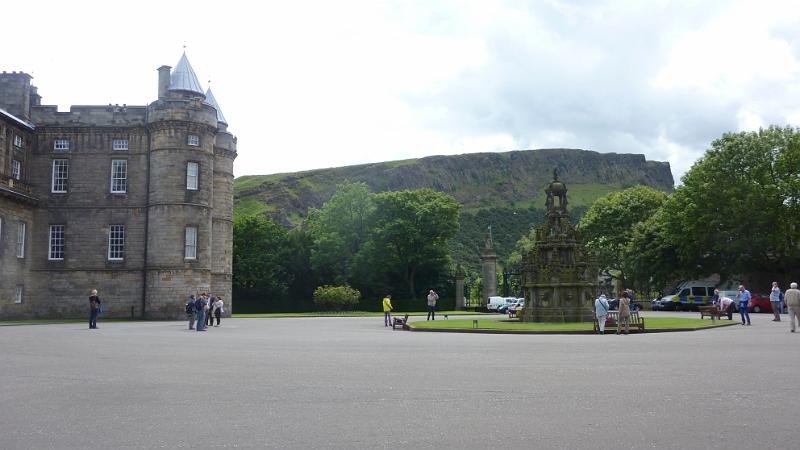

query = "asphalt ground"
[1,311,798,450]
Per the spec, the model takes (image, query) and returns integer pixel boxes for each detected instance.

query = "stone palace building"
[0,54,237,319]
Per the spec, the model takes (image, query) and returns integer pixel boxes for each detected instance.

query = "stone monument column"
[480,237,498,306]
[454,264,466,310]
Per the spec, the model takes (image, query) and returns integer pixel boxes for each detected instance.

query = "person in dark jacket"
[89,289,101,329]
[186,294,196,330]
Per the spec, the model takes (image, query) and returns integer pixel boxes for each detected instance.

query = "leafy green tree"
[579,185,669,286]
[232,215,291,303]
[307,183,375,285]
[662,126,800,279]
[368,189,460,298]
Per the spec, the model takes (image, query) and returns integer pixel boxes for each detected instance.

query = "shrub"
[313,285,360,311]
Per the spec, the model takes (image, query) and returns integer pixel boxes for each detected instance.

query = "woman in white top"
[595,294,610,335]
[213,297,224,326]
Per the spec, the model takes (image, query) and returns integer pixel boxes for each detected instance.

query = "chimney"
[158,65,171,99]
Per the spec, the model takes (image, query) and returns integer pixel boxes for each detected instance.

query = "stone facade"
[0,56,237,320]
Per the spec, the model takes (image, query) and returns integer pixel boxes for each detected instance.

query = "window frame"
[186,161,199,190]
[51,159,69,193]
[112,139,129,151]
[110,159,128,194]
[48,225,65,261]
[108,224,125,261]
[187,134,200,146]
[15,286,23,304]
[13,134,23,148]
[12,159,21,180]
[54,139,70,151]
[184,226,197,260]
[16,221,25,258]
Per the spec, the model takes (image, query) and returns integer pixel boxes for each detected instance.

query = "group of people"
[594,290,633,335]
[595,282,800,334]
[381,289,440,327]
[185,293,224,331]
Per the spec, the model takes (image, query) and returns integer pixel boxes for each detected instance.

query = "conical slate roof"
[169,53,204,94]
[204,88,228,125]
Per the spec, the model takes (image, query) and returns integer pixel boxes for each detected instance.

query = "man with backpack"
[186,294,196,330]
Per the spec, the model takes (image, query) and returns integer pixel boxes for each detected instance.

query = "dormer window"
[54,139,70,151]
[187,135,200,146]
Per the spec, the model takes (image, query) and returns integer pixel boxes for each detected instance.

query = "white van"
[487,296,506,311]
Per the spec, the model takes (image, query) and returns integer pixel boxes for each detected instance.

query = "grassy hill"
[234,148,673,273]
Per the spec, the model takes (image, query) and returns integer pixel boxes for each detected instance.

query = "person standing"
[737,285,751,325]
[770,282,782,322]
[595,294,610,335]
[186,294,196,330]
[616,291,631,335]
[426,290,439,321]
[784,282,800,333]
[89,289,101,329]
[206,294,216,328]
[213,297,224,327]
[382,294,393,327]
[196,294,208,331]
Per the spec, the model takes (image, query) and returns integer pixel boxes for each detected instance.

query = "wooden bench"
[698,306,723,320]
[392,314,410,330]
[593,311,645,333]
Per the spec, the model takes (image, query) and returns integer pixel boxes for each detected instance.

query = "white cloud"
[4,0,800,183]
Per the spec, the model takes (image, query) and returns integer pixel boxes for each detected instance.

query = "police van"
[653,280,717,311]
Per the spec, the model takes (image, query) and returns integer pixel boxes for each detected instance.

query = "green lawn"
[410,317,734,331]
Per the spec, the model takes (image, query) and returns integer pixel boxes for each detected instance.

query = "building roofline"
[0,106,35,130]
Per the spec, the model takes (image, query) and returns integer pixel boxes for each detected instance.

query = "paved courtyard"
[1,311,798,449]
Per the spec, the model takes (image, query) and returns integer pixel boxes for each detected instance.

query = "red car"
[747,293,774,314]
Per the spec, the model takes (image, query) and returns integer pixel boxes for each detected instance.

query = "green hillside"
[234,148,673,273]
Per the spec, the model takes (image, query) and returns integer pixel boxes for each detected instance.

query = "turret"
[145,53,218,319]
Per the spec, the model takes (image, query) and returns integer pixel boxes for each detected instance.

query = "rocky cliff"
[235,148,673,224]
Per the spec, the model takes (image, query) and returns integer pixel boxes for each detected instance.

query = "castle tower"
[145,53,218,318]
[205,87,237,313]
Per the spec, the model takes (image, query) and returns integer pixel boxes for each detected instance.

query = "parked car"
[497,297,523,313]
[608,298,640,311]
[747,293,773,313]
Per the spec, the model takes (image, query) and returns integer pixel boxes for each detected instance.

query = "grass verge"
[410,317,735,331]
[233,311,486,318]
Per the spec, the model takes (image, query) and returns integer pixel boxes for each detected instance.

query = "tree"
[232,215,291,304]
[579,185,669,287]
[307,183,375,285]
[660,126,800,280]
[368,189,460,298]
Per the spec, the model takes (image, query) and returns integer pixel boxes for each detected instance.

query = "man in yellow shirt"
[383,294,393,327]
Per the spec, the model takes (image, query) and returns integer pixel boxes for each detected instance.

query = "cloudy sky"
[4,0,800,182]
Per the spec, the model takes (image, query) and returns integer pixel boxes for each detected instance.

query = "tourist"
[427,289,439,321]
[186,294,197,329]
[785,282,800,333]
[769,282,782,322]
[594,294,610,335]
[719,295,735,320]
[206,294,217,328]
[616,291,631,335]
[213,296,224,326]
[383,294,393,327]
[737,285,751,326]
[89,289,101,329]
[196,294,208,331]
